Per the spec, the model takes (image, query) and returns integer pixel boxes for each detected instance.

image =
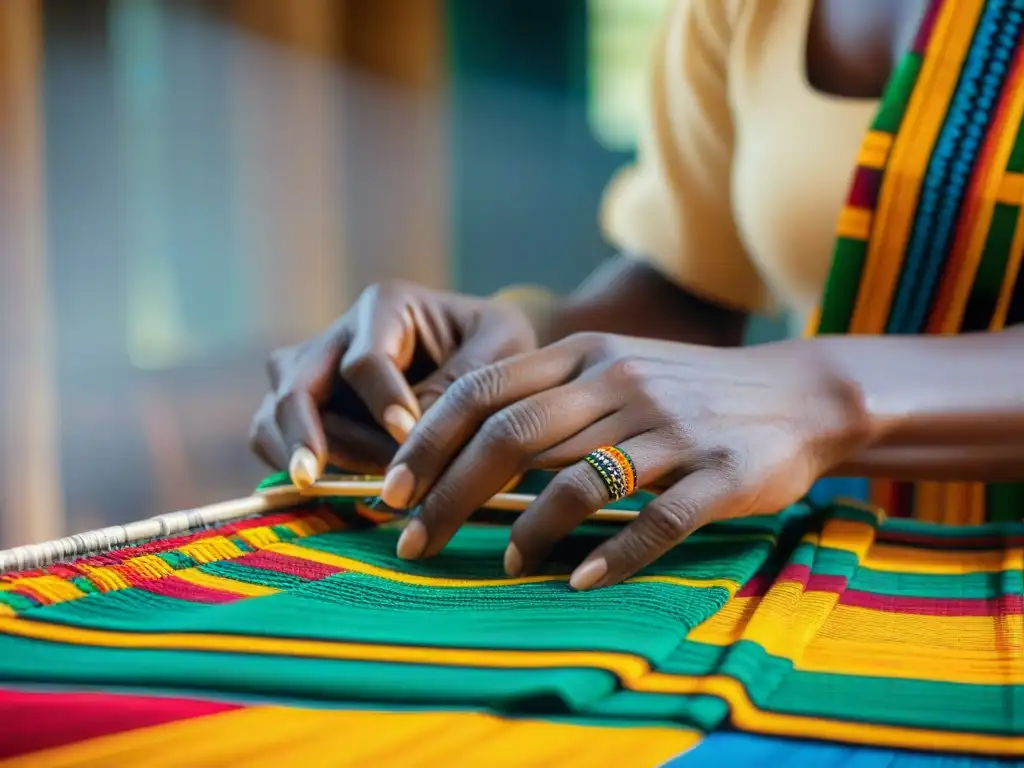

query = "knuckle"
[602,355,645,385]
[265,346,293,381]
[449,366,505,409]
[554,465,608,509]
[480,403,546,454]
[703,447,746,481]
[338,349,388,381]
[644,498,699,543]
[272,390,305,425]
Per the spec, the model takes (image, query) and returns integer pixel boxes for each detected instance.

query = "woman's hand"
[249,280,537,483]
[381,332,876,590]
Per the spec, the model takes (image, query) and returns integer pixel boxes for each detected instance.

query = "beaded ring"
[583,446,638,501]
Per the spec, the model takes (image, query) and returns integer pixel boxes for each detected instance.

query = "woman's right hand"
[249,280,539,485]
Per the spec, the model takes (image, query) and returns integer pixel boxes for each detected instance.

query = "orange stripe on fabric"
[631,675,1024,756]
[836,206,873,239]
[0,706,701,768]
[849,0,984,333]
[857,130,895,169]
[997,172,1024,204]
[913,481,944,523]
[932,42,1024,333]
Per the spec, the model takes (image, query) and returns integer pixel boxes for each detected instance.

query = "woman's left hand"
[380,332,875,590]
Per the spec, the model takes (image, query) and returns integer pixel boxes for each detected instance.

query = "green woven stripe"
[815,238,869,334]
[585,691,728,732]
[158,551,196,570]
[962,203,1021,318]
[33,575,729,662]
[198,561,312,591]
[659,639,1024,736]
[872,53,923,133]
[294,525,772,585]
[0,592,38,613]
[0,633,616,713]
[1006,113,1024,173]
[987,483,1024,523]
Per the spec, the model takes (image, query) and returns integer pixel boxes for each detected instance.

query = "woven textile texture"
[1,480,1024,765]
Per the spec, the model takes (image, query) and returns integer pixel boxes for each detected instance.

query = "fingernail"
[503,542,523,578]
[289,446,319,489]
[382,404,418,444]
[381,463,415,509]
[396,518,427,560]
[569,558,608,591]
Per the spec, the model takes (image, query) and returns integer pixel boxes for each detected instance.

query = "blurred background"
[0,0,785,548]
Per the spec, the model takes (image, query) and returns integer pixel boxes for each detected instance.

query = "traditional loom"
[0,471,1022,766]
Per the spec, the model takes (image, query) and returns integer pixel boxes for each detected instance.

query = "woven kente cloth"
[809,0,1024,523]
[4,0,1024,764]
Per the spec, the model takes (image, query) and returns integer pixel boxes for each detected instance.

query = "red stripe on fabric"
[735,565,848,598]
[841,590,1024,616]
[135,575,243,604]
[848,166,885,209]
[0,688,240,759]
[233,549,345,580]
[0,505,343,582]
[911,0,945,53]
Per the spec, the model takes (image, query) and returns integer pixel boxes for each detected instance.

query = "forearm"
[502,257,747,349]
[805,327,1024,480]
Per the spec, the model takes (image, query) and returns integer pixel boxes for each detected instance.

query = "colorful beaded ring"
[583,446,638,501]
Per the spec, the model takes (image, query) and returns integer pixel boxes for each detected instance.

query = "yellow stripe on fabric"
[632,674,1024,757]
[3,706,700,768]
[857,130,895,169]
[913,481,945,523]
[6,576,85,604]
[267,541,740,592]
[0,617,653,681]
[941,55,1024,333]
[3,615,1024,756]
[177,537,245,564]
[849,0,984,333]
[237,527,281,548]
[123,555,175,580]
[836,207,873,240]
[174,568,280,598]
[0,604,15,618]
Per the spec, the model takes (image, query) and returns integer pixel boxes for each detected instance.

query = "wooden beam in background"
[0,0,64,546]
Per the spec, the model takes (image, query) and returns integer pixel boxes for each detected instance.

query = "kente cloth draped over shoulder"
[4,0,1024,764]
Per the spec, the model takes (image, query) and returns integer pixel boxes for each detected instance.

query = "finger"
[384,339,588,512]
[339,295,423,444]
[249,393,291,470]
[507,430,671,576]
[322,412,398,471]
[570,468,750,591]
[276,390,329,487]
[400,380,618,560]
[413,312,534,413]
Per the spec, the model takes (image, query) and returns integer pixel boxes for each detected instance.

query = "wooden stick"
[0,477,640,574]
